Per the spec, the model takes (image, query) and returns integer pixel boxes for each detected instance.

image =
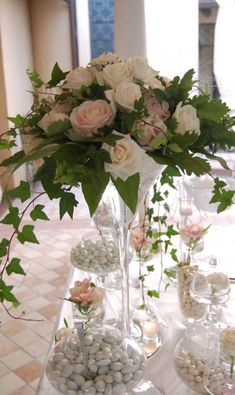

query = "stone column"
[114,0,146,57]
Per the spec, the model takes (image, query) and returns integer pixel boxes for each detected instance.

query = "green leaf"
[4,181,30,203]
[30,205,49,221]
[171,131,199,149]
[27,69,44,88]
[82,169,109,216]
[164,268,176,280]
[1,207,20,229]
[190,95,230,122]
[17,225,39,244]
[59,192,78,219]
[147,290,160,298]
[0,139,12,150]
[46,119,71,136]
[170,248,179,263]
[47,63,68,87]
[178,69,195,100]
[171,153,211,176]
[7,114,25,128]
[0,238,10,258]
[112,173,140,214]
[6,258,26,276]
[0,150,25,167]
[147,265,155,272]
[0,279,20,306]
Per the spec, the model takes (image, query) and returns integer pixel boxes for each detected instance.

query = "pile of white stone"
[204,365,227,395]
[47,330,145,395]
[177,265,206,320]
[70,238,119,274]
[174,350,208,394]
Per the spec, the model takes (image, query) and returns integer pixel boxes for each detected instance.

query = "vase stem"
[117,202,131,337]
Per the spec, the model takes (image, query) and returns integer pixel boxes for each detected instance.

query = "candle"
[141,320,158,338]
[143,341,158,355]
[180,201,193,216]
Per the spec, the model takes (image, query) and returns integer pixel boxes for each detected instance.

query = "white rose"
[220,327,235,356]
[173,102,200,135]
[102,131,144,181]
[103,63,131,88]
[147,77,165,90]
[38,111,70,133]
[114,81,142,112]
[129,57,158,82]
[64,67,93,90]
[89,52,121,68]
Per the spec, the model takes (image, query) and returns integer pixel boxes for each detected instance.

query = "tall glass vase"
[110,160,166,394]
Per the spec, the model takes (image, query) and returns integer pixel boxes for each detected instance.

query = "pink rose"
[130,226,151,251]
[144,96,170,120]
[180,224,205,244]
[136,118,167,149]
[69,100,115,137]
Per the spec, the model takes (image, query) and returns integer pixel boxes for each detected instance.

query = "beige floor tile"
[11,329,39,347]
[0,337,19,358]
[26,296,51,310]
[2,349,33,370]
[28,377,40,390]
[0,372,25,395]
[33,282,55,295]
[36,270,60,281]
[32,320,54,337]
[8,385,36,395]
[37,303,60,319]
[0,361,10,377]
[24,338,49,358]
[15,361,43,384]
[0,320,26,336]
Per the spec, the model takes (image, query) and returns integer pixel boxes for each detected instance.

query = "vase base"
[131,380,164,394]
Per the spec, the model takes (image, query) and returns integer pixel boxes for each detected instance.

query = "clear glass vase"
[177,263,207,322]
[72,303,105,328]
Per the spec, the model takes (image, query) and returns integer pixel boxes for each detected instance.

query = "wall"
[0,0,34,184]
[29,0,72,80]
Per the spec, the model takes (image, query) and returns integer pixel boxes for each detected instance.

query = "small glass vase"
[177,263,207,322]
[72,303,105,328]
[174,321,217,394]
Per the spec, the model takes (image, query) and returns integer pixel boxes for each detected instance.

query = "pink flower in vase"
[68,278,105,310]
[180,223,208,247]
[130,226,151,252]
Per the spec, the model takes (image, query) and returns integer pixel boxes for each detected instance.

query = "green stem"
[230,355,234,378]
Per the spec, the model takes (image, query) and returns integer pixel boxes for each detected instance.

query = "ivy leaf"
[0,279,20,306]
[1,207,20,229]
[7,114,25,128]
[170,248,179,263]
[30,205,49,221]
[47,63,68,87]
[164,268,176,280]
[17,225,39,244]
[0,238,10,258]
[147,290,160,298]
[59,192,78,219]
[46,119,71,136]
[4,181,30,203]
[27,69,44,88]
[0,150,25,167]
[0,139,12,150]
[112,173,140,214]
[82,169,109,216]
[147,265,155,272]
[6,258,26,276]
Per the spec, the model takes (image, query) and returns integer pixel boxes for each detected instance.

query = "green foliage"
[0,239,10,258]
[0,279,20,307]
[17,225,39,245]
[47,63,68,87]
[1,207,20,229]
[6,258,26,276]
[27,69,44,88]
[30,205,49,221]
[147,290,160,298]
[47,119,71,136]
[59,192,78,219]
[112,173,140,213]
[4,181,30,203]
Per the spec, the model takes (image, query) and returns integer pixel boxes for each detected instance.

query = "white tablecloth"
[37,259,235,395]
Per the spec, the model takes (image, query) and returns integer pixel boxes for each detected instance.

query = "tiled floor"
[0,186,93,395]
[1,157,235,394]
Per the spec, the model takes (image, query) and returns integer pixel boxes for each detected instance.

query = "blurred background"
[0,0,235,193]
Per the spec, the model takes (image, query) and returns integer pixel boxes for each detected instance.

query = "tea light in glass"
[179,198,193,216]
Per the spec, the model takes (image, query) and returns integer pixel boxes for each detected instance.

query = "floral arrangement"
[180,222,209,250]
[220,327,235,377]
[1,51,235,313]
[66,278,105,315]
